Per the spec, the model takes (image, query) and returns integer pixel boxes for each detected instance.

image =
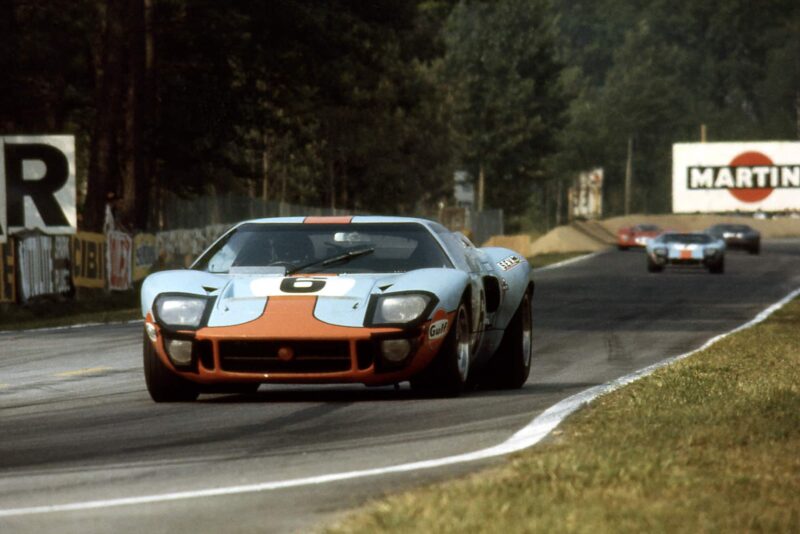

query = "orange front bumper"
[148,296,452,386]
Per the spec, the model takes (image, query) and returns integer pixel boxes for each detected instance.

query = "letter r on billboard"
[0,135,77,240]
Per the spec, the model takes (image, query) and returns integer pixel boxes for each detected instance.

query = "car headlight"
[154,294,210,329]
[164,339,194,366]
[704,248,719,257]
[369,292,436,326]
[380,339,412,362]
[653,247,668,256]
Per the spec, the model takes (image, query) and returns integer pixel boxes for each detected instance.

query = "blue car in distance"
[645,232,726,274]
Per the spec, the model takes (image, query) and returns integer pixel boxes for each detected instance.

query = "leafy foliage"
[0,0,797,231]
[553,0,800,217]
[443,0,567,219]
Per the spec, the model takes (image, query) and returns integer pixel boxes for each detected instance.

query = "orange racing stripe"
[304,216,353,224]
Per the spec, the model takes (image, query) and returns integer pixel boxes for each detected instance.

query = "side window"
[455,232,482,272]
[207,245,236,272]
[437,231,472,272]
[203,232,249,272]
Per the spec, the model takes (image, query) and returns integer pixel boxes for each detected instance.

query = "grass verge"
[327,298,800,533]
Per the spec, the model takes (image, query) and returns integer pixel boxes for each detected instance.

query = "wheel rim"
[455,307,470,381]
[521,294,532,367]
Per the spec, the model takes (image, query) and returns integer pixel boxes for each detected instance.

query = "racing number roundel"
[729,151,773,203]
[279,277,327,293]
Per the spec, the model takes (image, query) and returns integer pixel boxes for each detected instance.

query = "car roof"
[711,223,753,229]
[663,231,707,236]
[232,215,441,227]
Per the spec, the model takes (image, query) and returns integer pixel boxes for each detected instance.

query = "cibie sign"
[672,142,800,213]
[0,135,77,244]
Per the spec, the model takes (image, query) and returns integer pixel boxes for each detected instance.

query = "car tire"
[143,332,200,402]
[618,245,628,251]
[749,243,760,255]
[410,301,471,397]
[484,290,533,389]
[709,258,725,274]
[647,257,663,273]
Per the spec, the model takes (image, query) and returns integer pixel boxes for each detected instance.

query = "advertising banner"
[673,142,800,213]
[0,144,4,243]
[568,168,604,220]
[0,135,77,239]
[0,239,15,303]
[16,232,71,301]
[71,232,106,289]
[133,233,157,281]
[108,231,133,291]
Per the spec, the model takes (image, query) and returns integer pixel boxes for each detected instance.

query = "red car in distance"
[617,223,662,250]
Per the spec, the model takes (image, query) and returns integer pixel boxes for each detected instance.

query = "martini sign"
[673,142,800,213]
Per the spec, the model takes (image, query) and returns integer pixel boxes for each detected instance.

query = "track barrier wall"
[1,205,503,305]
[1,225,230,304]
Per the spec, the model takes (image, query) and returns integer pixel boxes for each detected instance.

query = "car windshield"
[720,225,752,232]
[660,233,713,244]
[193,222,453,274]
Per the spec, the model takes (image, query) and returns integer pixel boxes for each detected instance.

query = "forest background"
[1,0,797,233]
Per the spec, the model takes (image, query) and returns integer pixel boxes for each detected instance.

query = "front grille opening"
[195,340,215,371]
[218,340,351,374]
[356,341,376,370]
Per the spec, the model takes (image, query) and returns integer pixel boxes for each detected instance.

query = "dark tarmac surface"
[1,239,798,533]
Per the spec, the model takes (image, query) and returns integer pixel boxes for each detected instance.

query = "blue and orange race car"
[141,216,534,401]
[645,232,726,274]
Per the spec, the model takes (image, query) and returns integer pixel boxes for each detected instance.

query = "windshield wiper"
[285,247,375,275]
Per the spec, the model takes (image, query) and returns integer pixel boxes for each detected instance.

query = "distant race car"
[705,223,760,255]
[645,232,726,274]
[617,223,662,250]
[141,216,535,401]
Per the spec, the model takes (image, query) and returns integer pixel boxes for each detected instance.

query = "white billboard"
[0,135,77,243]
[673,141,800,213]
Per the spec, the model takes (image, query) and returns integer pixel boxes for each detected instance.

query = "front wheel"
[484,290,533,389]
[143,332,200,402]
[410,302,471,397]
[647,257,664,273]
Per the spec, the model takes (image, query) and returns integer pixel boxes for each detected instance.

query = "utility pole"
[261,131,269,202]
[700,123,707,142]
[477,164,485,212]
[555,179,563,226]
[796,91,800,139]
[624,136,633,215]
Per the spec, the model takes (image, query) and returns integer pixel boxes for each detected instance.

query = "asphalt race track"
[2,239,799,533]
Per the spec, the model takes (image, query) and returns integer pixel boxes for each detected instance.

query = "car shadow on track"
[199,380,601,404]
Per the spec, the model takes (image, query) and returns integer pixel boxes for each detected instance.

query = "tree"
[552,0,800,216]
[443,0,567,225]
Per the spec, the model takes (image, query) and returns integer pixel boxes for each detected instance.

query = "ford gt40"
[705,223,760,255]
[141,216,535,401]
[645,232,726,274]
[617,223,662,250]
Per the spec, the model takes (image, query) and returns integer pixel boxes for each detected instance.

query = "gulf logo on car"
[428,319,448,340]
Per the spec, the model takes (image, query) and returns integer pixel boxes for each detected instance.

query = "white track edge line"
[2,285,797,518]
[532,250,604,272]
